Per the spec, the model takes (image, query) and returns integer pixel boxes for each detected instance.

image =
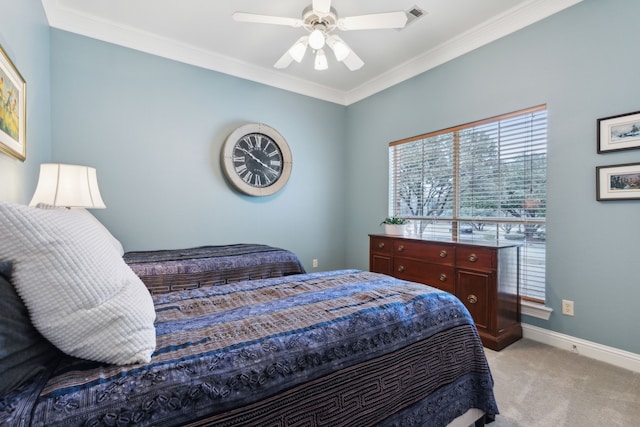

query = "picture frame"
[0,44,26,161]
[597,110,640,153]
[596,162,640,201]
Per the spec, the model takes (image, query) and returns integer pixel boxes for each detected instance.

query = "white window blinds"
[389,105,547,301]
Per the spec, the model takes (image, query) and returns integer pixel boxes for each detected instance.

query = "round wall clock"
[221,123,293,196]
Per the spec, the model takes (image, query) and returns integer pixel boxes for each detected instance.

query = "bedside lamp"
[29,163,106,209]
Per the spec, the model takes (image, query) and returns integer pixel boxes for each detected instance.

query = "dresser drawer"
[456,246,495,271]
[370,236,393,255]
[393,258,455,293]
[393,240,455,266]
[457,270,491,331]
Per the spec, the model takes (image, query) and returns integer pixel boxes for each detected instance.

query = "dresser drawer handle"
[439,273,447,282]
[467,294,478,304]
[397,265,405,273]
[439,250,447,258]
[397,245,404,252]
[468,253,478,262]
[378,242,385,249]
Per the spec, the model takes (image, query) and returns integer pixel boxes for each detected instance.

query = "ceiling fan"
[232,0,408,71]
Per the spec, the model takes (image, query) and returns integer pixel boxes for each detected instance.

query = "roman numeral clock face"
[222,124,293,196]
[233,133,282,187]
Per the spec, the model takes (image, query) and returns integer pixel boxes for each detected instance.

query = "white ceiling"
[42,0,582,105]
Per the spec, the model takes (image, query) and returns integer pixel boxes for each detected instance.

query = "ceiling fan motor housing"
[302,5,338,33]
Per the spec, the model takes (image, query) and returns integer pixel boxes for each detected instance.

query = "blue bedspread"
[123,244,306,294]
[1,270,498,426]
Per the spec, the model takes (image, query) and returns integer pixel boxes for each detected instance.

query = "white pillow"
[0,201,156,365]
[70,208,125,256]
[34,204,125,256]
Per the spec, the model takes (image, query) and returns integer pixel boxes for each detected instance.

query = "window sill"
[521,300,553,320]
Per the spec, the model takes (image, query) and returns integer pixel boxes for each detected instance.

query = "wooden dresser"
[369,234,522,350]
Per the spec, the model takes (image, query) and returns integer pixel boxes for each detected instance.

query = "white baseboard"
[522,323,640,374]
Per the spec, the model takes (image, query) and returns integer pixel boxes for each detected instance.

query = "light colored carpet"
[483,339,640,426]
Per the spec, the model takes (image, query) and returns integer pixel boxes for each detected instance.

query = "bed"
[0,202,498,426]
[122,243,307,294]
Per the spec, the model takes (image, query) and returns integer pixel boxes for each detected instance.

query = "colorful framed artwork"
[597,110,640,153]
[596,162,640,201]
[0,44,26,161]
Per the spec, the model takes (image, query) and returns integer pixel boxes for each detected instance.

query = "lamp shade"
[29,163,106,209]
[289,37,308,63]
[327,35,350,62]
[308,29,325,50]
[314,49,328,70]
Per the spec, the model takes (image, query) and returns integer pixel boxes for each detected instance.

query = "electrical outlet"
[312,259,318,268]
[562,299,574,316]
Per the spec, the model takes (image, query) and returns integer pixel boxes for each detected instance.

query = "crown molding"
[344,0,584,105]
[41,0,348,105]
[42,0,582,106]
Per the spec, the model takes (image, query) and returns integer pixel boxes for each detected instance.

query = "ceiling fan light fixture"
[327,35,350,62]
[314,49,328,70]
[235,2,408,73]
[289,38,308,62]
[308,29,326,50]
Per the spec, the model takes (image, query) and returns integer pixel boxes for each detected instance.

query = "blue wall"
[1,0,638,355]
[0,0,50,202]
[49,30,348,272]
[345,0,640,354]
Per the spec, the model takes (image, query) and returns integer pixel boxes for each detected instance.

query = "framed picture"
[596,162,640,201]
[0,44,26,161]
[597,110,640,153]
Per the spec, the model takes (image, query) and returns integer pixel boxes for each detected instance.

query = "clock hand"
[236,147,263,164]
[236,147,279,175]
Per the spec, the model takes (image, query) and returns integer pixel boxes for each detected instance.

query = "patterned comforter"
[2,270,498,426]
[123,244,306,294]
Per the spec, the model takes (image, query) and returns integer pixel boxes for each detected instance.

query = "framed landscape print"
[0,44,26,161]
[597,110,640,153]
[596,162,640,201]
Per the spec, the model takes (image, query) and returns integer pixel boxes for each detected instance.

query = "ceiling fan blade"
[274,51,294,69]
[312,0,332,16]
[233,12,303,28]
[338,11,408,31]
[342,49,364,71]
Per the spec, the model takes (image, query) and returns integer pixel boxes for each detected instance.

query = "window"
[389,105,547,302]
